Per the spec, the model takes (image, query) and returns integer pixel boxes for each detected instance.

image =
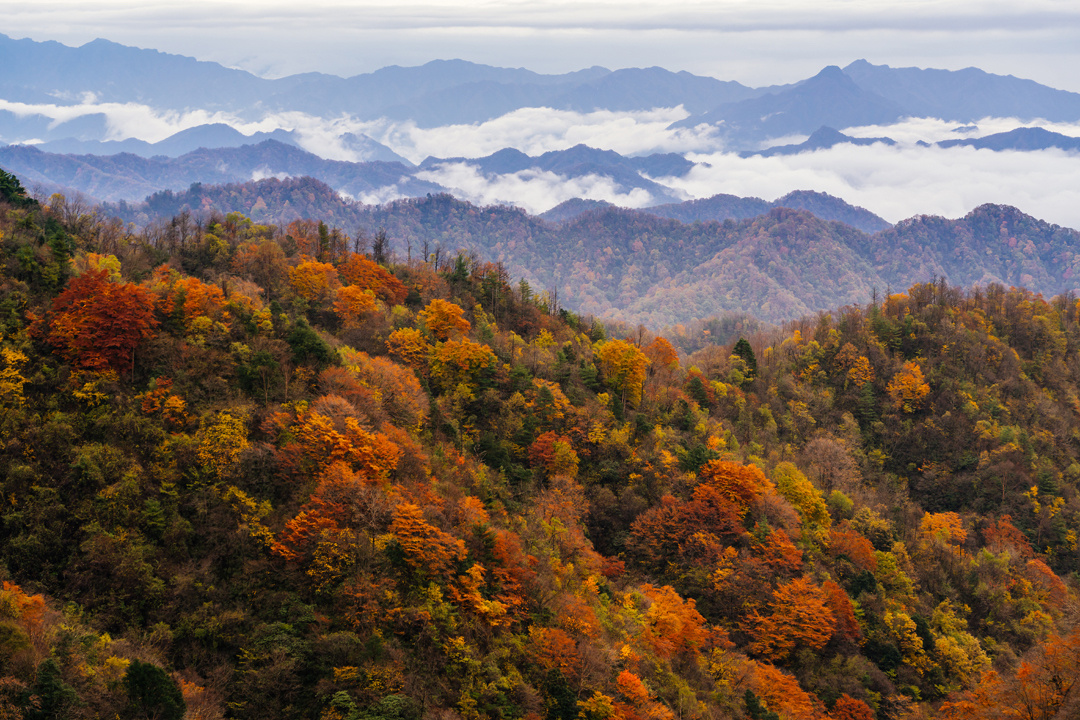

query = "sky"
[5,0,1080,92]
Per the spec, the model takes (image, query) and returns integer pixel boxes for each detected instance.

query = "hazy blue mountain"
[0,34,272,112]
[418,144,693,203]
[547,67,759,114]
[744,126,896,157]
[843,59,1080,122]
[0,140,438,202]
[673,66,907,147]
[936,126,1080,152]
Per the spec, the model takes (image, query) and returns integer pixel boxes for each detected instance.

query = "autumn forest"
[2,166,1080,720]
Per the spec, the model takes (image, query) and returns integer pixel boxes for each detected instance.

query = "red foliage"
[822,580,862,645]
[40,269,158,373]
[829,523,878,572]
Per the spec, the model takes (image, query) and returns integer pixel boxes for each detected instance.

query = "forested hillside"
[2,166,1080,720]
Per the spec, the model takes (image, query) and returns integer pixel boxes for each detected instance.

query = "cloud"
[665,143,1080,228]
[841,116,1080,144]
[0,98,243,143]
[415,162,660,214]
[355,107,725,163]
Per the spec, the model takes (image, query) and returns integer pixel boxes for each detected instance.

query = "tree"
[39,269,158,374]
[596,339,649,413]
[124,660,186,720]
[338,252,407,305]
[288,260,339,303]
[733,338,758,379]
[887,360,930,413]
[334,285,378,327]
[747,576,835,661]
[419,299,470,341]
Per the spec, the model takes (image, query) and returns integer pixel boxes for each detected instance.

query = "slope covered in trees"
[99,178,1080,328]
[3,167,1080,719]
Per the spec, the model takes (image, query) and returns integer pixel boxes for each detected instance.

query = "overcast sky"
[6,0,1080,91]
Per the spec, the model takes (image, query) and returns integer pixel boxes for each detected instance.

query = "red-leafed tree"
[40,269,158,374]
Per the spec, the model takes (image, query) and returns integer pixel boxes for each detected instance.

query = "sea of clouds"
[4,95,1080,229]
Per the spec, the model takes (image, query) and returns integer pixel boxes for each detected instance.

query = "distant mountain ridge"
[90,173,1080,326]
[4,33,1080,154]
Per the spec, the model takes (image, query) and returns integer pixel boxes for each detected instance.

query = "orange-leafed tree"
[389,502,466,578]
[887,360,930,413]
[288,259,339,303]
[429,338,497,395]
[822,580,862,645]
[747,576,835,661]
[639,584,709,660]
[40,269,158,374]
[831,694,874,720]
[338,252,407,305]
[697,460,774,515]
[419,298,470,341]
[334,285,378,327]
[386,327,431,371]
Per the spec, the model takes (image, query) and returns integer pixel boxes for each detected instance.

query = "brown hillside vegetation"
[3,166,1080,720]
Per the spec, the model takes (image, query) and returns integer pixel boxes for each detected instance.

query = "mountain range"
[94,173,1080,327]
[4,33,1080,153]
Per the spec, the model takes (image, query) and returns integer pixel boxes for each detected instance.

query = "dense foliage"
[3,172,1080,719]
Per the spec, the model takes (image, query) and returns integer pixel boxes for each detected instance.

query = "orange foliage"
[697,460,773,514]
[887,360,930,413]
[334,285,378,326]
[429,338,497,393]
[829,523,879,572]
[983,515,1034,558]
[288,259,339,302]
[831,694,874,720]
[40,269,158,373]
[755,528,803,574]
[527,626,579,679]
[627,492,744,575]
[640,584,709,659]
[419,298,470,341]
[747,576,835,661]
[389,502,465,576]
[748,661,827,720]
[822,580,862,644]
[285,409,401,479]
[643,337,679,372]
[386,327,431,371]
[919,511,967,548]
[941,627,1080,720]
[338,252,407,305]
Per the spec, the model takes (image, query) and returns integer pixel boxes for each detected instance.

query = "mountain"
[744,126,896,158]
[843,58,1080,122]
[936,126,1080,152]
[643,189,891,233]
[0,140,438,202]
[7,160,1080,720]
[673,66,907,147]
[1,141,695,206]
[7,33,1080,158]
[93,174,1079,326]
[538,198,614,222]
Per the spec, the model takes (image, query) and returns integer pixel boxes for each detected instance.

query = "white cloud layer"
[667,144,1080,228]
[415,162,660,214]
[4,93,1080,231]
